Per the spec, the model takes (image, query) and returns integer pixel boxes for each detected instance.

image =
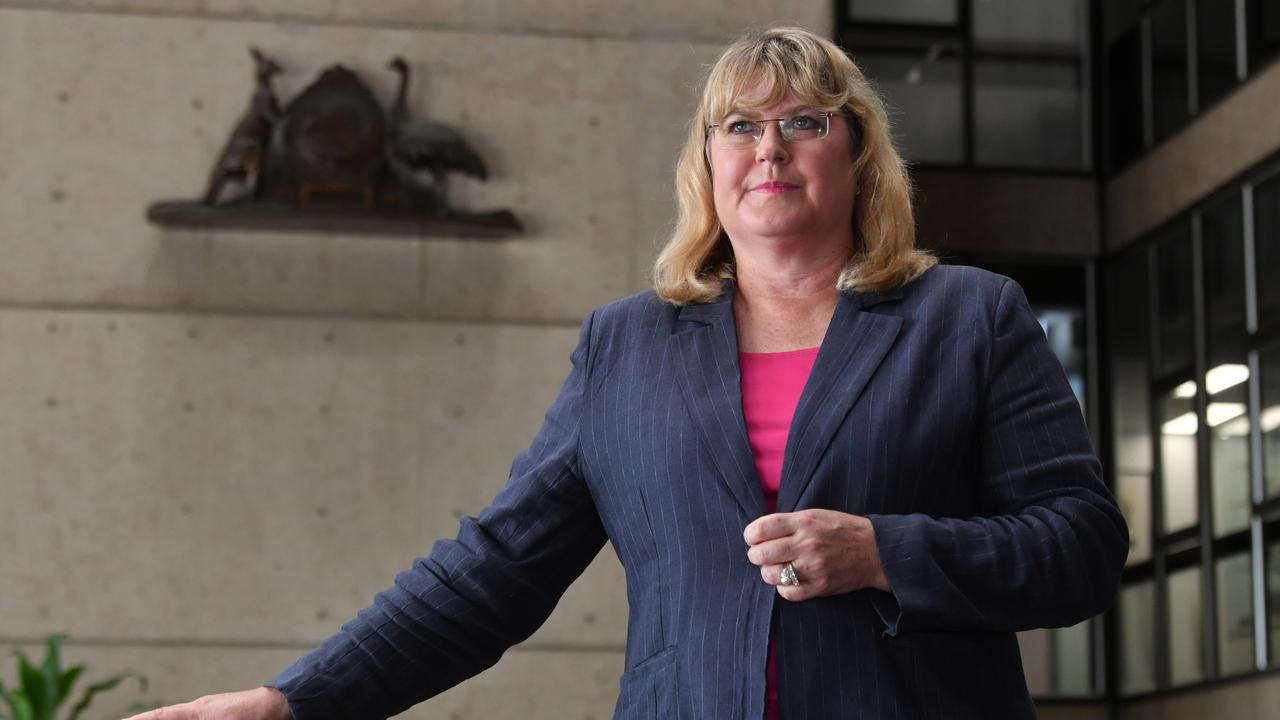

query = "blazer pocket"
[615,646,678,720]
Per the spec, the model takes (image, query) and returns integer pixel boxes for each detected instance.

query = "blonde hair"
[653,26,935,305]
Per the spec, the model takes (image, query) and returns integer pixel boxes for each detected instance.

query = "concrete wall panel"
[3,639,622,720]
[0,7,718,323]
[0,1,831,43]
[0,308,627,647]
[914,169,1100,259]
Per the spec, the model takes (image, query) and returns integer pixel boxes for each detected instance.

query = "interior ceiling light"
[1162,412,1198,436]
[1205,364,1249,395]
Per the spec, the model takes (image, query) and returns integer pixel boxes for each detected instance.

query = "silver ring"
[780,562,800,587]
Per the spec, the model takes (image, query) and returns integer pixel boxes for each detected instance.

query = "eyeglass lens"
[712,112,830,147]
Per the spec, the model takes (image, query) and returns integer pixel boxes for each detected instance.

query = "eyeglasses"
[706,111,837,148]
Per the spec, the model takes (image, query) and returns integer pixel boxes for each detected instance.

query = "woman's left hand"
[744,509,891,601]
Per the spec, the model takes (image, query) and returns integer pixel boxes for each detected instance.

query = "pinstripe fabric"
[266,264,1129,720]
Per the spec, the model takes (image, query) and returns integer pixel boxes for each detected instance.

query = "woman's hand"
[123,687,291,720]
[744,509,891,601]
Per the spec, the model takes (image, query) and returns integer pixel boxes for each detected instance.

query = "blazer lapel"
[669,290,766,519]
[775,288,904,514]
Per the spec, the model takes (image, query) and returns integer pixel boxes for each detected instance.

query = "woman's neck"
[732,251,847,353]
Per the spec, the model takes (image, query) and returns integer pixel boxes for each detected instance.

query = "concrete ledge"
[1105,57,1280,251]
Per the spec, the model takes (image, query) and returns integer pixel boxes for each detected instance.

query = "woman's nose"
[755,122,790,164]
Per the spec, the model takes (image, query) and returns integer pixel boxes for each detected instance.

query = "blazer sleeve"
[866,279,1129,636]
[265,312,608,720]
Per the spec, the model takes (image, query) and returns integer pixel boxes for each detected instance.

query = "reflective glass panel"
[1215,552,1255,676]
[1156,224,1194,377]
[1263,347,1280,499]
[1246,0,1280,73]
[1160,384,1199,533]
[1108,23,1144,170]
[1018,628,1051,695]
[849,0,957,24]
[1256,174,1280,333]
[974,61,1085,169]
[1151,0,1191,142]
[1202,192,1251,536]
[973,0,1082,48]
[1052,621,1092,696]
[856,51,963,164]
[1196,0,1239,108]
[1168,565,1204,686]
[1121,580,1156,694]
[1109,249,1153,563]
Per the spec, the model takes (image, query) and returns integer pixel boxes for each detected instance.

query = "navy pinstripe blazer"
[267,264,1129,720]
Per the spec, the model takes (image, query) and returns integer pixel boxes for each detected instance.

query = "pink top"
[739,346,821,720]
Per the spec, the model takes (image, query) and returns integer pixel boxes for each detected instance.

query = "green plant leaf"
[66,673,144,720]
[14,652,49,720]
[37,636,63,707]
[54,666,84,712]
[7,692,32,720]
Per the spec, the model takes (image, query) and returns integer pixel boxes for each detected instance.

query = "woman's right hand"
[123,686,291,720]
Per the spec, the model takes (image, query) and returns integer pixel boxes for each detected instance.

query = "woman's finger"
[746,536,795,566]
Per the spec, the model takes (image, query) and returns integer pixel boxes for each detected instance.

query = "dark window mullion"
[1148,244,1172,689]
[1192,213,1220,680]
[961,0,975,165]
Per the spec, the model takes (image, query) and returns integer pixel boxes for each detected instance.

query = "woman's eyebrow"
[724,105,815,118]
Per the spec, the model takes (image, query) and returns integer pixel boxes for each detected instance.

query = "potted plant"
[0,634,147,720]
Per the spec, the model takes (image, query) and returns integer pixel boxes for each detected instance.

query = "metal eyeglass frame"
[705,111,837,147]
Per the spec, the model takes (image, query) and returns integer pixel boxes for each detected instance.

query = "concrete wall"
[914,168,1100,259]
[0,3,829,718]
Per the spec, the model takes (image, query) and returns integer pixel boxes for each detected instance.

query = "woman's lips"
[752,181,799,194]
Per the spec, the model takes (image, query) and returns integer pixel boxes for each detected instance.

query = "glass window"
[1168,565,1205,685]
[1109,249,1153,563]
[973,0,1082,48]
[1256,173,1280,333]
[1263,348,1280,499]
[857,50,964,164]
[1104,0,1146,45]
[1156,224,1195,377]
[1160,384,1199,533]
[974,61,1085,169]
[1203,193,1247,351]
[849,0,957,24]
[1246,0,1280,73]
[1196,0,1239,109]
[1151,0,1191,142]
[1216,552,1255,676]
[1121,580,1157,693]
[1108,23,1145,170]
[1052,621,1092,696]
[1018,628,1051,695]
[1202,192,1251,536]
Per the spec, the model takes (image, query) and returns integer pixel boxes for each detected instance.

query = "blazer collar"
[676,281,905,326]
[670,279,905,520]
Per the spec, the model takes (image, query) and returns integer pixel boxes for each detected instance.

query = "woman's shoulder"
[901,263,1017,313]
[589,289,672,327]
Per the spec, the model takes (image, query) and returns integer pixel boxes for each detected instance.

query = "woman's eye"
[727,120,755,135]
[789,115,820,130]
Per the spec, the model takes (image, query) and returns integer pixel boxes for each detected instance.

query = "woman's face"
[709,87,857,255]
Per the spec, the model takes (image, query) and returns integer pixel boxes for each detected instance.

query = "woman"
[126,27,1128,720]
